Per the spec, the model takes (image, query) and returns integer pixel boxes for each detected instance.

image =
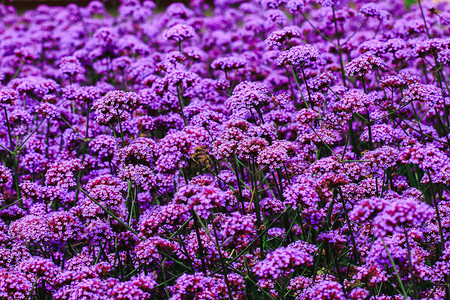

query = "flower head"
[277,45,320,68]
[164,24,195,42]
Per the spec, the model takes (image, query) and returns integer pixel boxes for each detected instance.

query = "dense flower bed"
[0,0,450,299]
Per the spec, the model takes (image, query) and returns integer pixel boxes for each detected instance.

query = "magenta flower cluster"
[0,0,449,299]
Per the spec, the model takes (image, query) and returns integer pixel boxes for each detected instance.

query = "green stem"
[300,66,313,108]
[417,0,431,38]
[116,109,125,147]
[289,64,309,109]
[404,230,418,299]
[15,118,47,152]
[79,188,141,237]
[233,157,246,215]
[177,84,188,126]
[332,5,347,87]
[251,157,264,258]
[382,238,408,299]
[192,210,207,275]
[210,206,292,276]
[75,106,90,205]
[300,12,337,46]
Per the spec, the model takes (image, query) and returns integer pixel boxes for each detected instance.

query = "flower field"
[0,0,450,299]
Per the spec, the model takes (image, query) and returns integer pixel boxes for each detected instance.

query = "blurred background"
[5,0,201,13]
[3,0,444,14]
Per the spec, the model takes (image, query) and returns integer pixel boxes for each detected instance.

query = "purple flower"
[264,9,288,27]
[253,241,315,279]
[59,56,84,78]
[53,278,114,300]
[260,197,287,214]
[116,137,156,166]
[237,137,269,159]
[174,182,227,219]
[265,26,301,48]
[10,215,50,244]
[7,109,32,136]
[226,81,271,114]
[165,70,200,89]
[283,175,320,210]
[109,274,157,299]
[93,27,118,48]
[0,88,18,108]
[349,287,370,300]
[288,275,313,294]
[0,269,33,300]
[309,71,336,91]
[0,165,12,186]
[345,54,383,77]
[156,126,211,173]
[14,46,39,62]
[277,45,320,68]
[0,1,448,298]
[333,89,373,114]
[403,83,443,106]
[138,204,190,237]
[211,56,247,71]
[285,0,306,14]
[300,280,346,300]
[373,198,434,237]
[296,108,319,124]
[260,0,285,10]
[135,237,179,265]
[438,49,450,65]
[163,24,195,42]
[169,273,226,300]
[318,0,339,7]
[412,38,450,58]
[354,263,388,286]
[359,3,390,20]
[47,211,82,242]
[257,140,296,170]
[17,257,60,288]
[362,146,399,175]
[220,211,257,250]
[35,102,60,119]
[93,90,141,126]
[45,159,83,189]
[89,135,117,161]
[350,196,390,224]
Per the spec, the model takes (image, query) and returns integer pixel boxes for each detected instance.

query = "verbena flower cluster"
[0,0,449,299]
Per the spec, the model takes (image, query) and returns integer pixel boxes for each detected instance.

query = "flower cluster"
[0,0,449,299]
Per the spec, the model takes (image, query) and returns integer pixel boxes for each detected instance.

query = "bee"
[188,146,213,174]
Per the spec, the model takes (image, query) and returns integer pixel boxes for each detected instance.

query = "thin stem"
[233,157,246,215]
[427,174,445,254]
[339,189,360,264]
[210,206,291,276]
[404,230,418,299]
[300,12,337,46]
[342,17,368,46]
[79,188,141,237]
[289,65,310,109]
[211,220,234,300]
[382,238,408,299]
[251,157,264,258]
[15,118,47,152]
[177,84,188,126]
[417,0,431,38]
[116,109,126,147]
[300,66,313,108]
[192,210,207,275]
[332,5,347,87]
